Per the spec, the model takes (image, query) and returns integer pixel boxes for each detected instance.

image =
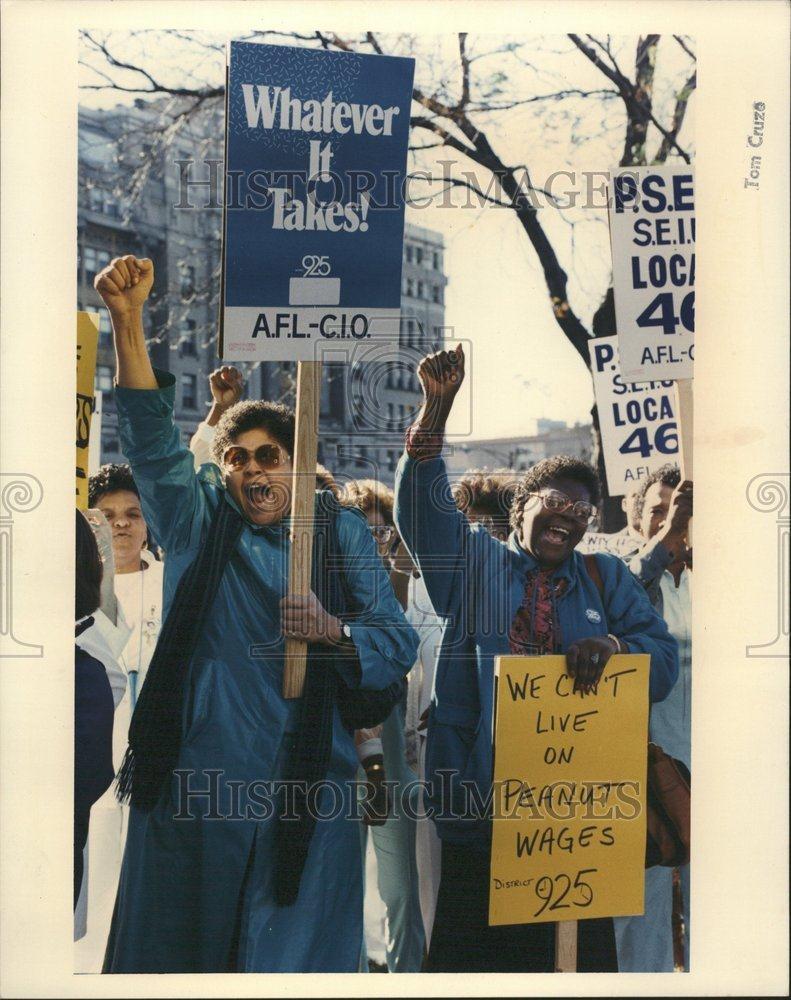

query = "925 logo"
[301,254,331,277]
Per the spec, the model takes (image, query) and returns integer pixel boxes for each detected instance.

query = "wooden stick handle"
[283,360,322,700]
[554,920,578,972]
[676,377,694,548]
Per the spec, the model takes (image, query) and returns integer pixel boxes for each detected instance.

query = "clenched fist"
[209,366,244,409]
[94,254,154,318]
[418,343,465,410]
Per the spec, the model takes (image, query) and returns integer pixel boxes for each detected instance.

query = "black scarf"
[116,490,404,905]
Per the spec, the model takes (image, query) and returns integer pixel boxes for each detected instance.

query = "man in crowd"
[614,464,692,972]
[94,253,417,973]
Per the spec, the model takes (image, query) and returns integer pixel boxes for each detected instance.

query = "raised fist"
[417,343,465,413]
[209,366,244,409]
[94,254,154,317]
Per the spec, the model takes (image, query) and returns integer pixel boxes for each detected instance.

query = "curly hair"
[509,455,601,532]
[633,463,681,523]
[339,479,394,526]
[211,400,295,465]
[89,463,139,508]
[453,468,519,519]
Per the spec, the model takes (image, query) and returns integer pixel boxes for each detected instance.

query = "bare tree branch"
[674,35,697,61]
[569,34,630,95]
[653,69,697,163]
[458,32,471,109]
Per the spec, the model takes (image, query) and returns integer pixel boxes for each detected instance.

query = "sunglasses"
[527,490,597,524]
[222,443,284,472]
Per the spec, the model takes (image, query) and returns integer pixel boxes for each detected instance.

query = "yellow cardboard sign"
[76,312,100,509]
[489,654,649,926]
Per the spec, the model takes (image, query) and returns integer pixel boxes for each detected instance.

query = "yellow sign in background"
[76,312,99,510]
[489,654,649,926]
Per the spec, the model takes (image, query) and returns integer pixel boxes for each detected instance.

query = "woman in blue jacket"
[94,254,418,973]
[394,345,679,973]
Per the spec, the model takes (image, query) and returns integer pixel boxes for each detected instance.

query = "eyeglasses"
[527,490,597,524]
[222,443,283,472]
[369,524,395,543]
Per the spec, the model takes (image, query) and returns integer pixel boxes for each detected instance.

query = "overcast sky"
[80,31,695,441]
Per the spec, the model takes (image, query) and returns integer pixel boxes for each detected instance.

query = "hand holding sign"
[94,255,154,318]
[566,636,620,695]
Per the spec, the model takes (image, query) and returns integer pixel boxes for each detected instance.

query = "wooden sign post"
[555,920,578,973]
[283,360,322,699]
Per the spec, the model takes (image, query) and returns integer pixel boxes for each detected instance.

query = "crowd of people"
[75,253,692,974]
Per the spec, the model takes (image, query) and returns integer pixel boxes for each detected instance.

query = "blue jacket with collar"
[394,451,679,845]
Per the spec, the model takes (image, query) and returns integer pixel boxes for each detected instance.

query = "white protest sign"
[590,336,680,496]
[609,165,695,382]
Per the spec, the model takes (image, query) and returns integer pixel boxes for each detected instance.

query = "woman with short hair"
[394,345,679,973]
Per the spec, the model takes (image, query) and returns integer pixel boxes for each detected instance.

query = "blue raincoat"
[103,372,418,973]
[394,451,679,846]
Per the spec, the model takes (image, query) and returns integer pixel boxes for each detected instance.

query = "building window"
[180,318,197,356]
[432,250,440,270]
[88,187,104,213]
[95,365,113,393]
[84,246,110,284]
[432,285,442,304]
[398,404,406,426]
[407,319,415,344]
[387,403,395,428]
[102,433,120,456]
[405,244,414,263]
[405,277,414,297]
[417,280,424,299]
[181,373,198,409]
[181,265,196,299]
[97,307,112,346]
[416,247,423,265]
[388,450,398,472]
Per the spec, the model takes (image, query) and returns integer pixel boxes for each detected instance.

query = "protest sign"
[489,654,649,927]
[590,335,680,496]
[221,42,414,696]
[76,312,99,510]
[609,164,695,382]
[577,530,639,558]
[221,41,415,362]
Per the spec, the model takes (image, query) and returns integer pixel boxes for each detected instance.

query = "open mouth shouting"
[541,522,573,547]
[244,481,275,511]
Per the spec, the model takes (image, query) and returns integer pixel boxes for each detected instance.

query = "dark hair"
[76,509,102,620]
[509,455,601,531]
[340,479,394,526]
[634,463,681,523]
[211,400,295,465]
[89,463,139,508]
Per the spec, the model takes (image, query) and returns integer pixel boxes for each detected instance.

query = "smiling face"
[221,428,293,526]
[95,489,149,574]
[517,476,592,569]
